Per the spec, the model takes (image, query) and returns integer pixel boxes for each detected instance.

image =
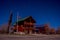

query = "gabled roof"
[13,16,36,25]
[17,16,31,22]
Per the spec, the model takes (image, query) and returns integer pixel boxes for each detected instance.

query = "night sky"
[0,0,60,29]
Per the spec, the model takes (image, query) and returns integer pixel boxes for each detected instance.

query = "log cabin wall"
[23,20,35,34]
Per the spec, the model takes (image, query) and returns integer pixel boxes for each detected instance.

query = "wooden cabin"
[35,24,50,34]
[13,16,36,34]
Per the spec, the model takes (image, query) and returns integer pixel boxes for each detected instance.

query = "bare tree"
[7,11,13,33]
[44,24,50,34]
[1,23,8,34]
[56,27,60,34]
[50,28,56,34]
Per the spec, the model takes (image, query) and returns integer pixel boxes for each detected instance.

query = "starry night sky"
[0,0,60,29]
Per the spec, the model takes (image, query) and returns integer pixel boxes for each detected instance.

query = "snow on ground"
[0,34,60,40]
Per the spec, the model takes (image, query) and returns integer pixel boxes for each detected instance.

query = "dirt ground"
[0,34,60,40]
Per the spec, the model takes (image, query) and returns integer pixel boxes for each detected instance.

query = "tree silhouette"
[56,27,60,34]
[50,28,56,34]
[1,23,8,33]
[44,24,50,34]
[7,11,13,33]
